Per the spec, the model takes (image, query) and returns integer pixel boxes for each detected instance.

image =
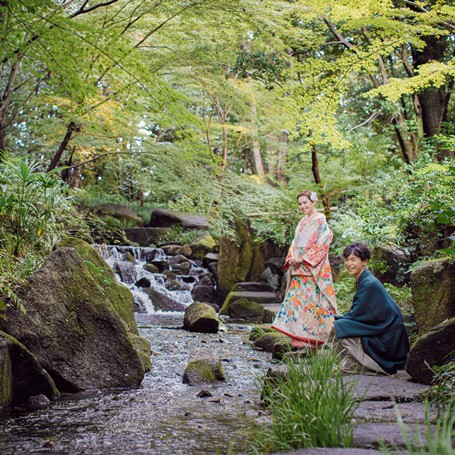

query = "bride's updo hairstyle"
[297,190,318,202]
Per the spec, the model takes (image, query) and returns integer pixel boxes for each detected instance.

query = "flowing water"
[0,247,273,455]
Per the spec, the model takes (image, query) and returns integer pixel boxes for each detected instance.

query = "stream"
[0,246,273,455]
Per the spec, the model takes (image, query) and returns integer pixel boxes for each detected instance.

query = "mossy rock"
[189,232,217,260]
[255,332,290,353]
[0,331,60,407]
[58,238,137,334]
[129,334,152,373]
[183,302,221,333]
[410,258,455,334]
[182,348,225,386]
[0,244,146,391]
[228,298,264,319]
[0,337,13,407]
[93,203,143,227]
[406,317,455,385]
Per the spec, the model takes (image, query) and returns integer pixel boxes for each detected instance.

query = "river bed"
[0,313,272,455]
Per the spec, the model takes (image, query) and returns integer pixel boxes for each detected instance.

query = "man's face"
[344,253,367,281]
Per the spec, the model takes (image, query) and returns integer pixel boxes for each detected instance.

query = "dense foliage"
[0,1,454,296]
[0,156,89,305]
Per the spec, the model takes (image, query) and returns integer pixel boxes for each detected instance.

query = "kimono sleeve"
[300,217,332,267]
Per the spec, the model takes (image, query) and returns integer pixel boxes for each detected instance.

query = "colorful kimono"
[333,269,409,374]
[272,212,337,346]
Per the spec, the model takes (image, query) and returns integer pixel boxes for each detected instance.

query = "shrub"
[0,155,89,305]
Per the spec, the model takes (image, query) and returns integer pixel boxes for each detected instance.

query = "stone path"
[265,363,435,454]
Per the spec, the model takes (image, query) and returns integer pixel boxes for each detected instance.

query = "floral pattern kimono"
[272,212,337,346]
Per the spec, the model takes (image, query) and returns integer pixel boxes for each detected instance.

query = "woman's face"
[297,195,315,216]
[344,253,368,281]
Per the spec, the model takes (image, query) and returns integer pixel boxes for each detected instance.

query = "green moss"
[58,238,137,334]
[183,359,225,384]
[220,291,235,315]
[229,298,264,318]
[255,332,290,353]
[129,334,152,372]
[0,339,13,407]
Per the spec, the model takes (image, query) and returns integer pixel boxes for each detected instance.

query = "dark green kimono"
[334,269,409,374]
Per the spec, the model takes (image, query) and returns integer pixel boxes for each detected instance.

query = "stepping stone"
[343,373,430,402]
[231,282,274,292]
[274,449,391,454]
[227,291,281,304]
[353,422,434,449]
[353,401,437,424]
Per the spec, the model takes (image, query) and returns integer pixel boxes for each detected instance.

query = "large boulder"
[216,221,285,303]
[372,245,411,286]
[147,208,209,230]
[143,287,187,312]
[124,227,171,246]
[0,240,150,391]
[0,332,60,407]
[190,232,217,260]
[92,203,143,227]
[406,317,455,385]
[410,259,455,334]
[183,302,221,333]
[190,276,215,303]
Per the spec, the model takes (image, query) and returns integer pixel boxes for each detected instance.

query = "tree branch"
[70,1,119,18]
[348,111,382,132]
[47,121,79,172]
[322,17,356,51]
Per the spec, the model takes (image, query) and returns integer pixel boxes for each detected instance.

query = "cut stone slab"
[353,422,434,449]
[274,449,392,455]
[343,373,430,402]
[353,401,438,424]
[230,291,280,304]
[231,282,274,292]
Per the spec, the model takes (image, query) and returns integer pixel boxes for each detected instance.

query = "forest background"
[1,0,454,308]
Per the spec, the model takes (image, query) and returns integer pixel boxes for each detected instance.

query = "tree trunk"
[391,112,418,164]
[276,130,289,185]
[47,121,78,172]
[412,36,451,147]
[249,100,265,182]
[311,143,331,218]
[0,59,21,159]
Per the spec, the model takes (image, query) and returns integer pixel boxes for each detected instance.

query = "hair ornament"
[309,191,317,202]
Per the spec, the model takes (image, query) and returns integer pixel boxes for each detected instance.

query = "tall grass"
[252,350,359,453]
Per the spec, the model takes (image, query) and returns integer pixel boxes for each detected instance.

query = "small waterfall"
[95,245,212,314]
